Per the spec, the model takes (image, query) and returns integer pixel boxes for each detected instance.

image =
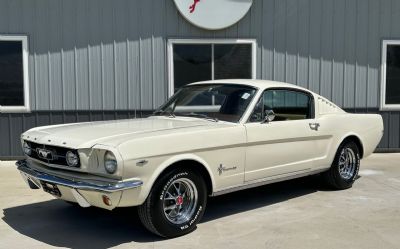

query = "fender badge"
[136,160,148,166]
[217,164,237,175]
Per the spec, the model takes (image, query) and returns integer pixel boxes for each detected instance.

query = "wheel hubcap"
[162,178,198,225]
[338,147,357,180]
[176,196,183,205]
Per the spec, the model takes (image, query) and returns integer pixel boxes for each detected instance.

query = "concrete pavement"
[1,154,400,249]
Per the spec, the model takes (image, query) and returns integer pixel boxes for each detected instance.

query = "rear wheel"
[138,168,207,238]
[322,141,360,190]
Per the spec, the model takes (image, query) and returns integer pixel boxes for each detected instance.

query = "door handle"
[309,122,320,131]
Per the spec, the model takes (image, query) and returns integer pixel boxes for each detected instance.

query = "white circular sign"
[173,0,253,30]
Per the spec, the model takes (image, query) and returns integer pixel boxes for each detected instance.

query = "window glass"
[173,44,212,91]
[250,89,312,122]
[0,41,24,106]
[171,42,254,92]
[386,45,400,104]
[214,44,252,79]
[156,84,256,123]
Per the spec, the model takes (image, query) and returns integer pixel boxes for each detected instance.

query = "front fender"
[147,153,216,195]
[118,153,215,207]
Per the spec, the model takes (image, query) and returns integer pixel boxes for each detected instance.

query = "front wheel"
[322,140,361,190]
[138,168,207,238]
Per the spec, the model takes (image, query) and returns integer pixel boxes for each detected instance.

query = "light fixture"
[66,151,79,167]
[104,151,118,174]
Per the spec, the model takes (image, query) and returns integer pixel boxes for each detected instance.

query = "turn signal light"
[102,195,112,206]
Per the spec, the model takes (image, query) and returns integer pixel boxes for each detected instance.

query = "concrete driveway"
[1,154,400,249]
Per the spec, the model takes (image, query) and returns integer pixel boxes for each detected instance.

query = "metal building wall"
[0,0,399,157]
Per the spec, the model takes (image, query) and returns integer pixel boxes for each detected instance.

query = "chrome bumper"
[16,159,143,193]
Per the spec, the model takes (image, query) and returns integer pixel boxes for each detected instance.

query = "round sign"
[173,0,253,30]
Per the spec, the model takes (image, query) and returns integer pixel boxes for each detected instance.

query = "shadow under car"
[2,175,321,248]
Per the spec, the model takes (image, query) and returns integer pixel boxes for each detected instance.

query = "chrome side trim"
[211,168,327,197]
[16,160,143,193]
[131,135,332,162]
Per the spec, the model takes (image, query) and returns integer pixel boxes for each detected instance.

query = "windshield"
[154,84,257,123]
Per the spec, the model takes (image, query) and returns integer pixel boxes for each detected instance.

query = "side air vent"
[317,97,344,115]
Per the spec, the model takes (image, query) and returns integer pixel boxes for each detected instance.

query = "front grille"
[24,140,80,168]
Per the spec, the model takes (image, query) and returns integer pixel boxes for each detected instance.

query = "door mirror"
[262,110,275,124]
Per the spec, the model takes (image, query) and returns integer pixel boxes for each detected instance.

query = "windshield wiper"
[152,110,176,118]
[178,112,218,122]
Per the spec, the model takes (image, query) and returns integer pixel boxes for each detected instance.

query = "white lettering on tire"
[180,205,203,230]
[159,172,188,200]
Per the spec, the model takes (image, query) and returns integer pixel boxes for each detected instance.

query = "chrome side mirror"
[261,110,275,124]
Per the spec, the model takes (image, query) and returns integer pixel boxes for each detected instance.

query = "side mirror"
[261,110,275,124]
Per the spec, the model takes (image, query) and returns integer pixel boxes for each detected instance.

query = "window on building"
[249,89,313,123]
[381,40,400,110]
[0,35,29,113]
[168,39,256,95]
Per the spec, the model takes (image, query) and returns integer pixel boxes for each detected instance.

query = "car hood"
[22,117,222,149]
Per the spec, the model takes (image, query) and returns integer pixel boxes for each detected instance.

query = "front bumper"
[16,159,143,209]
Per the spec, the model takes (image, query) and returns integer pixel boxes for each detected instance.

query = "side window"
[249,89,312,122]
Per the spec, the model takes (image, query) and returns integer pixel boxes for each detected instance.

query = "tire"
[322,140,361,190]
[138,168,207,238]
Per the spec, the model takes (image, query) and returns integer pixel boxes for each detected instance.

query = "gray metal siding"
[1,0,400,110]
[1,0,400,158]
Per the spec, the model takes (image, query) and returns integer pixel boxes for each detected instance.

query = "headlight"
[104,151,118,174]
[66,151,79,167]
[23,141,31,155]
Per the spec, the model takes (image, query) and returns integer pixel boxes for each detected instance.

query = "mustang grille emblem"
[37,148,53,160]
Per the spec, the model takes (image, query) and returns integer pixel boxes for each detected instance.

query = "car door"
[244,88,323,182]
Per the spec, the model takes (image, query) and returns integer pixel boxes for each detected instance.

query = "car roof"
[188,79,312,93]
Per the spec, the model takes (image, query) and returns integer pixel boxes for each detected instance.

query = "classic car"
[16,79,383,238]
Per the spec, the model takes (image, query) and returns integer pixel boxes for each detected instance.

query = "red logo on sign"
[189,0,200,13]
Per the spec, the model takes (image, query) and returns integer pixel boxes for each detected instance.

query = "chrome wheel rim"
[162,178,198,225]
[338,147,357,180]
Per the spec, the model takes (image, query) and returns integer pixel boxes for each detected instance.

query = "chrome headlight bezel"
[91,145,123,178]
[104,151,118,174]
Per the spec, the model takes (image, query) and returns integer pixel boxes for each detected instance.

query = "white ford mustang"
[17,79,383,238]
